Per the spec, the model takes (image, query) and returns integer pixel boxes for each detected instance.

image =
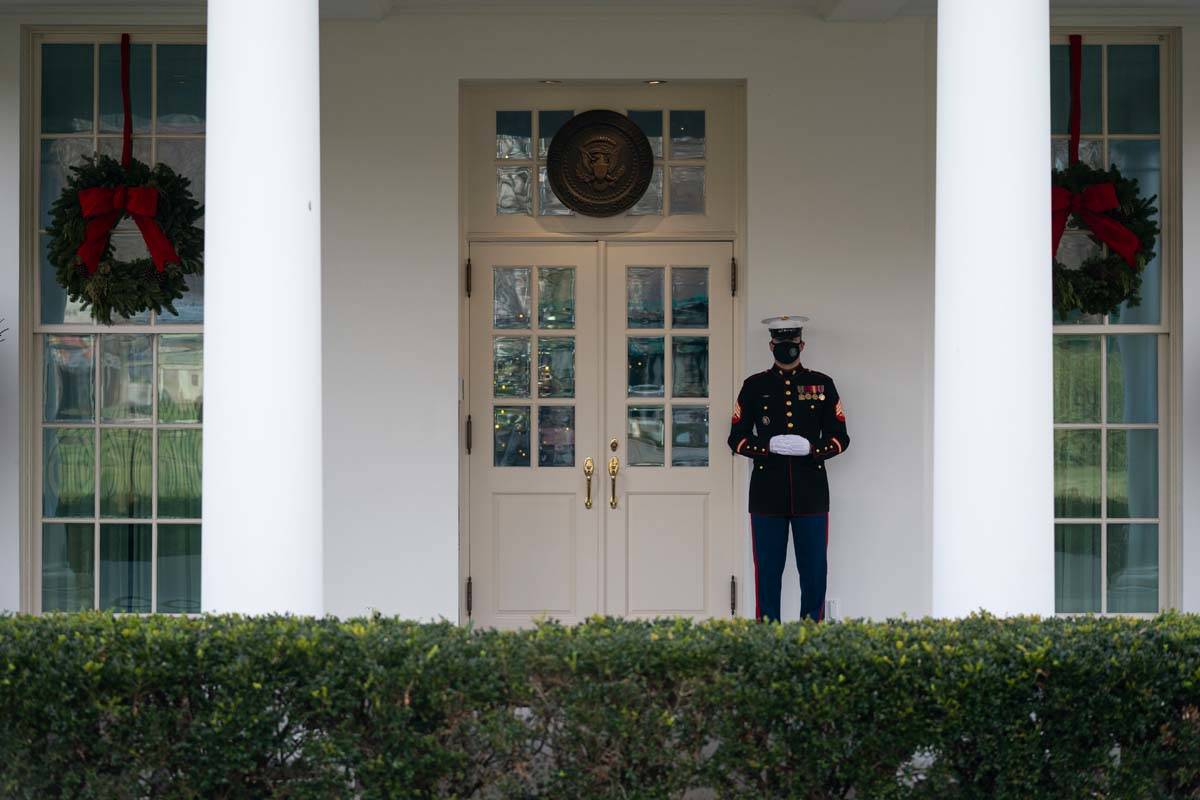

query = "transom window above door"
[495,109,707,217]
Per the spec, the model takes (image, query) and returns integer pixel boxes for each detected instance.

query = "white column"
[933,0,1054,616]
[202,0,323,614]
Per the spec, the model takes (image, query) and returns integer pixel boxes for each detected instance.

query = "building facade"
[1,0,1197,624]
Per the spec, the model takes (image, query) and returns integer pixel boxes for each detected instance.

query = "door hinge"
[730,256,738,297]
[465,414,473,454]
[465,258,473,298]
[466,576,473,618]
[730,575,737,616]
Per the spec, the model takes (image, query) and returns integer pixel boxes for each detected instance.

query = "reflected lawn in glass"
[44,335,95,422]
[672,406,709,467]
[1107,429,1157,519]
[628,406,665,466]
[1053,336,1100,424]
[494,336,531,398]
[628,337,665,398]
[627,267,664,328]
[158,524,201,613]
[159,429,202,518]
[538,406,575,468]
[1106,335,1157,424]
[159,334,204,423]
[494,267,531,328]
[672,336,709,398]
[43,428,95,518]
[1054,429,1100,519]
[1055,523,1099,613]
[100,334,154,422]
[100,523,151,613]
[537,337,575,398]
[538,267,575,329]
[1108,523,1158,613]
[672,267,709,328]
[494,406,531,467]
[42,523,94,611]
[100,428,153,519]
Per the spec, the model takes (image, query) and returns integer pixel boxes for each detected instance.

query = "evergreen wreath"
[1052,160,1159,318]
[46,154,204,325]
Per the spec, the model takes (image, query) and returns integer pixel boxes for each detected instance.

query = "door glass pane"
[41,43,93,133]
[1054,429,1100,518]
[671,267,709,328]
[496,110,532,159]
[156,44,207,133]
[538,110,573,159]
[493,267,531,328]
[669,110,705,159]
[1106,335,1157,424]
[494,406,531,467]
[99,43,151,132]
[159,430,202,518]
[537,337,575,398]
[43,428,95,518]
[1107,523,1158,613]
[497,166,532,215]
[100,334,153,422]
[671,406,709,467]
[1050,44,1102,135]
[628,110,663,158]
[627,267,665,328]
[628,406,665,466]
[99,523,151,613]
[494,336,531,398]
[670,166,705,214]
[538,406,575,467]
[1107,429,1157,519]
[100,428,152,519]
[629,166,663,216]
[44,335,95,422]
[1107,45,1159,135]
[42,523,94,611]
[538,267,575,329]
[158,524,201,613]
[1053,336,1100,424]
[672,336,709,398]
[628,337,665,398]
[1054,523,1100,613]
[159,334,204,423]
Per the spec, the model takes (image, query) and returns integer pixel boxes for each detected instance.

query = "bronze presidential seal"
[546,110,654,217]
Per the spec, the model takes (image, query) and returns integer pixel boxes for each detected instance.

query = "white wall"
[0,17,22,612]
[319,9,935,620]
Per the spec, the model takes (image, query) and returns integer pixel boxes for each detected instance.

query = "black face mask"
[772,340,801,364]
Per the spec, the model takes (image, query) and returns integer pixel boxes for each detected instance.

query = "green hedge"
[2,613,1200,799]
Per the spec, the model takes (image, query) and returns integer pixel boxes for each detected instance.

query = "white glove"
[769,435,811,456]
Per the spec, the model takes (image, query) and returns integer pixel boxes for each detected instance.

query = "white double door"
[468,241,734,628]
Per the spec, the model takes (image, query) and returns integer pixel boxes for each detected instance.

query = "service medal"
[762,416,770,426]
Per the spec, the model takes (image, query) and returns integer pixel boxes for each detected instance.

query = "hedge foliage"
[2,613,1200,799]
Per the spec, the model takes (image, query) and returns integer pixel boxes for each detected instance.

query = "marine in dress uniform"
[727,316,850,623]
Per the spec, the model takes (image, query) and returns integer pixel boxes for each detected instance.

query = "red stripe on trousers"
[750,516,761,620]
[818,513,829,622]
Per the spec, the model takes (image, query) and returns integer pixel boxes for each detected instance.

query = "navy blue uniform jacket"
[727,365,850,515]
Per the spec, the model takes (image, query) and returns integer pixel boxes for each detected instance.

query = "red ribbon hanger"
[1051,34,1138,268]
[76,33,179,275]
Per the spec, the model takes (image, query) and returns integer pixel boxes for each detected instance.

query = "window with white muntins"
[32,33,205,613]
[1052,32,1177,615]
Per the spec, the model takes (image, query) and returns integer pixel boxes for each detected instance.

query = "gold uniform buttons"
[786,412,793,417]
[787,423,795,429]
[784,380,791,386]
[785,401,792,407]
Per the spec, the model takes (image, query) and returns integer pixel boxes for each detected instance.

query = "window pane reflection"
[628,406,665,466]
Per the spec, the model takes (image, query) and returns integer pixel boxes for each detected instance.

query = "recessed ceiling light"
[645,79,668,85]
[541,80,563,85]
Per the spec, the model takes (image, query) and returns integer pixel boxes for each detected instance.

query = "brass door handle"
[608,456,620,509]
[583,457,595,509]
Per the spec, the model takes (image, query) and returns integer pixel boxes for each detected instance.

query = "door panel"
[603,242,735,619]
[469,243,601,628]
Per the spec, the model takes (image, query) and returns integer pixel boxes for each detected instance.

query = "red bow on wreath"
[76,184,180,275]
[1051,182,1140,268]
